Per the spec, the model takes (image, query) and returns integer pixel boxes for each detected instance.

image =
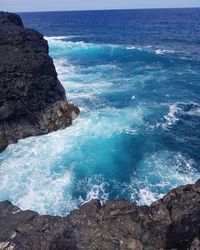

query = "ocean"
[0,8,200,215]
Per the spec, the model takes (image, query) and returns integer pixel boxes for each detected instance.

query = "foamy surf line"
[45,36,176,56]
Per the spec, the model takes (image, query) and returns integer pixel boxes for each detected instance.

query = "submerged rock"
[0,12,79,152]
[0,179,200,249]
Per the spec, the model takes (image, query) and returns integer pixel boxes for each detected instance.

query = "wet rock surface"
[0,179,200,250]
[0,12,79,152]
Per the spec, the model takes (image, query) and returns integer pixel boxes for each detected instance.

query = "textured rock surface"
[0,12,79,152]
[0,179,200,250]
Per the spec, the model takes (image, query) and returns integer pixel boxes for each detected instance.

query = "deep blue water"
[0,9,200,215]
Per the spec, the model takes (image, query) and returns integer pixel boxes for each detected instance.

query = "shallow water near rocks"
[0,9,200,215]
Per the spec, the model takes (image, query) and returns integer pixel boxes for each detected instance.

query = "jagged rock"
[0,180,200,250]
[0,12,79,152]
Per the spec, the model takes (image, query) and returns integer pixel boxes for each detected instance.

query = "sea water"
[0,9,200,215]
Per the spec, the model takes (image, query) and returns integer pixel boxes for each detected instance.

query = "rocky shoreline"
[0,11,200,250]
[0,12,79,152]
[0,179,200,249]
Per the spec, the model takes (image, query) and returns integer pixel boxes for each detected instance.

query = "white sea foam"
[46,38,93,50]
[126,150,200,206]
[137,188,160,205]
[126,45,175,55]
[0,113,198,214]
[45,36,68,41]
[45,36,85,42]
[162,102,200,130]
[162,103,180,129]
[0,146,75,214]
[155,49,174,55]
[0,103,145,215]
[77,176,110,205]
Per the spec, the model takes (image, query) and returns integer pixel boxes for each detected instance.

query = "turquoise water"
[0,9,200,215]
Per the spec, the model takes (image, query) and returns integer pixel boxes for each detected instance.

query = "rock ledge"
[0,179,200,249]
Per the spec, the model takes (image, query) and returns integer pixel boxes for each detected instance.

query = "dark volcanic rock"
[0,12,79,152]
[0,180,200,250]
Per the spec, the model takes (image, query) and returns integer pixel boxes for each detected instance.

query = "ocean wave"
[155,49,175,55]
[45,36,69,41]
[76,176,110,205]
[53,58,118,86]
[162,102,200,130]
[44,35,85,41]
[129,150,199,205]
[45,36,176,61]
[1,137,198,215]
[0,104,145,215]
[52,57,131,110]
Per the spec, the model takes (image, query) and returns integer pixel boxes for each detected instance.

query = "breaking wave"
[162,102,200,130]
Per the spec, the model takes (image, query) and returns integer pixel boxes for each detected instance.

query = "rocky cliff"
[0,12,79,152]
[0,179,200,250]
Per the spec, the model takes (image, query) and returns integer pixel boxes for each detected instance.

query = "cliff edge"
[0,12,79,152]
[0,179,200,249]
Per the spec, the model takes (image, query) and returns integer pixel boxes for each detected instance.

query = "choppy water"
[0,9,200,215]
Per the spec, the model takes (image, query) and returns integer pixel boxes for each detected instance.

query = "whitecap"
[129,150,199,205]
[162,102,200,130]
[45,36,69,41]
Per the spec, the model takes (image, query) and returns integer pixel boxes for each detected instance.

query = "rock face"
[0,12,79,152]
[0,179,200,250]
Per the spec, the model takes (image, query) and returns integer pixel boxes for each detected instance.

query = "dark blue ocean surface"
[0,9,200,215]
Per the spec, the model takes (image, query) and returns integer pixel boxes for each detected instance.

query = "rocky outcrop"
[0,179,200,250]
[0,12,79,152]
